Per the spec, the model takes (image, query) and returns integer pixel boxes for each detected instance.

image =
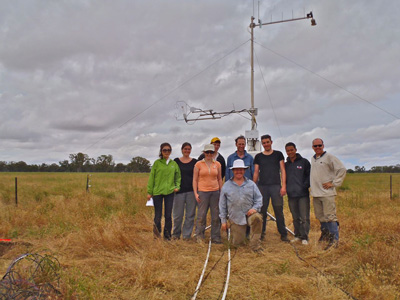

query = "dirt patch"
[0,242,14,257]
[0,241,33,257]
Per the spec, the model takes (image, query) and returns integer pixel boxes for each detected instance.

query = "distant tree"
[59,160,70,172]
[83,158,96,172]
[347,169,354,173]
[370,165,400,173]
[8,161,28,172]
[29,164,40,172]
[95,154,115,172]
[114,163,127,173]
[128,156,151,173]
[370,166,381,173]
[0,161,8,172]
[38,163,49,172]
[48,163,60,172]
[354,166,366,173]
[69,153,91,172]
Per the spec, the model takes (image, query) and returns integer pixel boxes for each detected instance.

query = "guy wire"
[254,41,399,120]
[84,39,250,151]
[254,48,283,139]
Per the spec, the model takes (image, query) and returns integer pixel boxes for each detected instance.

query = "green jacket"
[147,158,181,196]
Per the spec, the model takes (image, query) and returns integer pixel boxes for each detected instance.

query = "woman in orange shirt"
[193,144,223,243]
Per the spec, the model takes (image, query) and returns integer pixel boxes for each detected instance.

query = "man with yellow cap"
[198,137,226,180]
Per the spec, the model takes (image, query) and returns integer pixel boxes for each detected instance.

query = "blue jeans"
[288,196,310,240]
[258,185,287,237]
[153,193,174,239]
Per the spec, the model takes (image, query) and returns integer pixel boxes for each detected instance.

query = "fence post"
[15,177,18,207]
[86,174,91,193]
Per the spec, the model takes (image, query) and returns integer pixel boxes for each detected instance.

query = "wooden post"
[15,177,18,207]
[86,174,90,193]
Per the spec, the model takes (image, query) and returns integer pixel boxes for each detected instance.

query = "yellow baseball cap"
[210,137,221,143]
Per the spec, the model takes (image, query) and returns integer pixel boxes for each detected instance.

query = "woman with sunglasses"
[147,142,181,240]
[193,144,223,243]
[172,142,197,240]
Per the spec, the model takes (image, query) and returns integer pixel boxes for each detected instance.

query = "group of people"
[146,135,346,251]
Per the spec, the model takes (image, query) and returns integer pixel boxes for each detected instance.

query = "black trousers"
[258,184,287,237]
[153,193,174,239]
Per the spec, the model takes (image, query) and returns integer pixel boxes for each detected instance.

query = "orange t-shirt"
[195,160,221,192]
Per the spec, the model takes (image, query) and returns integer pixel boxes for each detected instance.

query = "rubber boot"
[318,222,330,242]
[324,233,337,250]
[326,221,339,241]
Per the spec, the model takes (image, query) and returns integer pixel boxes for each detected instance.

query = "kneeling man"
[219,159,263,251]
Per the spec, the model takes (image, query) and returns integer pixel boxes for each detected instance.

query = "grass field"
[0,173,399,299]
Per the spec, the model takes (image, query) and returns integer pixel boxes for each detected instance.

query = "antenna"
[176,101,255,124]
[246,10,316,153]
[178,10,317,155]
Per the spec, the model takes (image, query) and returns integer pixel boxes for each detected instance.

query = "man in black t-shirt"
[253,134,289,242]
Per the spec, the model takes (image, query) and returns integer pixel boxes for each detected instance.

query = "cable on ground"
[290,243,358,300]
[0,253,62,299]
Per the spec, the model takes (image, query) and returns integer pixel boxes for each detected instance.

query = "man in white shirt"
[310,138,346,250]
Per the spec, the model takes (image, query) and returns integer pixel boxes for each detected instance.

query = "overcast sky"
[1,0,399,169]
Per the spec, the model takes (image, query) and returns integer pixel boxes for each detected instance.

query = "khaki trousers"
[229,213,262,250]
[313,196,337,222]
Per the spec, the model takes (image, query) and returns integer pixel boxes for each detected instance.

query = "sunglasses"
[204,151,215,154]
[162,149,172,152]
[313,144,323,148]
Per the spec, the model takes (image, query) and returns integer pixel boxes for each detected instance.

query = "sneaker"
[301,240,309,245]
[211,239,222,244]
[291,237,301,243]
[281,236,290,243]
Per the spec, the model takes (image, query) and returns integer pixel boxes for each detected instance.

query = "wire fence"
[340,173,400,199]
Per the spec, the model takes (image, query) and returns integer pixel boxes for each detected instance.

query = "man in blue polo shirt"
[226,135,254,180]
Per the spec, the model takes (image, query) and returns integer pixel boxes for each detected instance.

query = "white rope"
[191,239,212,300]
[221,229,231,300]
[193,225,211,237]
[267,212,295,236]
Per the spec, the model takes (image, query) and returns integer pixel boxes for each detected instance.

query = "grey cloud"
[0,1,399,169]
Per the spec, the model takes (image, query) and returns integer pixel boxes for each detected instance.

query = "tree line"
[1,154,398,174]
[347,164,400,173]
[0,153,151,173]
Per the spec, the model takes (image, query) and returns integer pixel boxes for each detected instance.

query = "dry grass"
[0,172,399,299]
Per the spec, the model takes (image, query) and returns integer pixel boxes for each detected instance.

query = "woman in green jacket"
[147,143,181,240]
